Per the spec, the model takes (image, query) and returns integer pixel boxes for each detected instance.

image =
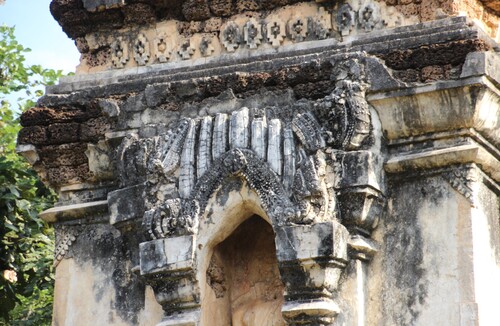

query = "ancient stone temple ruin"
[17,0,500,325]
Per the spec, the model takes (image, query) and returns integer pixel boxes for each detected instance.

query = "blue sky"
[0,0,80,74]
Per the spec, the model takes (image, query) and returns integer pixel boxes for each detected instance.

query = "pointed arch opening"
[201,214,285,326]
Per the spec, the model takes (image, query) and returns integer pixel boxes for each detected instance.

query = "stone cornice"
[384,139,500,183]
[368,51,500,146]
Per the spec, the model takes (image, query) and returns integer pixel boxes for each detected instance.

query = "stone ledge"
[281,299,340,321]
[39,200,108,223]
[384,142,500,183]
[461,51,500,88]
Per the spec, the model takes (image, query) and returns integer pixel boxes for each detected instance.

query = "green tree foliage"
[0,25,63,324]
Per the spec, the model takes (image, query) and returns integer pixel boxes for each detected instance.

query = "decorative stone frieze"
[73,1,415,73]
[266,19,286,47]
[199,36,214,57]
[358,3,380,32]
[288,16,308,42]
[177,39,196,60]
[312,7,332,40]
[337,4,355,36]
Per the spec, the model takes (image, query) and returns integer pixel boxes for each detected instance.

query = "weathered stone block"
[140,235,195,275]
[275,221,349,263]
[17,125,47,145]
[108,184,145,227]
[48,122,80,144]
[336,150,384,192]
[80,116,111,141]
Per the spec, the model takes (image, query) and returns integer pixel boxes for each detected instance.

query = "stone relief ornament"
[133,33,150,66]
[359,3,380,32]
[337,4,356,36]
[243,18,263,49]
[111,37,129,68]
[288,17,308,42]
[111,58,385,325]
[221,22,240,52]
[123,65,373,237]
[442,164,480,205]
[266,19,286,47]
[313,7,332,40]
[178,39,196,60]
[88,2,399,70]
[154,34,172,63]
[199,36,215,57]
[53,224,82,267]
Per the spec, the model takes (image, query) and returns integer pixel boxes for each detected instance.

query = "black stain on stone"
[381,176,434,325]
[478,183,500,266]
[215,176,244,206]
[71,223,147,325]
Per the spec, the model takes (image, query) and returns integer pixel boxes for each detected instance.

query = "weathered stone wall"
[17,1,500,325]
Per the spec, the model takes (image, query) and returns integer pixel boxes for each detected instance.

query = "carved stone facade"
[18,0,500,325]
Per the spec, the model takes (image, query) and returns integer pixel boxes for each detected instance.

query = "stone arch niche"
[120,59,386,325]
[205,215,284,326]
[138,149,356,325]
